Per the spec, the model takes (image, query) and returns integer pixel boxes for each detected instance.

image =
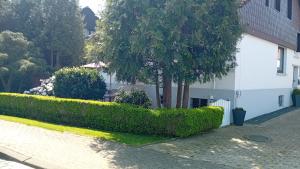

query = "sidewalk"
[0,152,34,169]
[0,159,33,169]
[0,120,228,169]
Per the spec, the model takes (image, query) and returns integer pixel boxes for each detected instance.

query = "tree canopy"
[0,31,46,92]
[88,0,242,108]
[0,0,84,69]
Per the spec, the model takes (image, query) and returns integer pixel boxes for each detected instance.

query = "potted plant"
[232,108,246,126]
[292,89,300,107]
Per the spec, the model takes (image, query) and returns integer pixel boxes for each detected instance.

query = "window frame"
[287,0,292,19]
[265,0,269,7]
[297,33,300,52]
[275,0,281,11]
[278,95,284,107]
[277,47,285,74]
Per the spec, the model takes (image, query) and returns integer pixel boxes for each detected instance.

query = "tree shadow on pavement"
[89,138,232,169]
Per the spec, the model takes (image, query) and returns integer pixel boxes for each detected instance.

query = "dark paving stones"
[243,134,272,143]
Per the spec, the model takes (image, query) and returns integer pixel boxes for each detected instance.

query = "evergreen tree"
[0,31,46,92]
[92,0,242,108]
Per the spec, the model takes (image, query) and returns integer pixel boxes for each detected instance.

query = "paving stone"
[146,109,300,169]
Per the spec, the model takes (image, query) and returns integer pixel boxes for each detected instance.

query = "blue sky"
[79,0,105,14]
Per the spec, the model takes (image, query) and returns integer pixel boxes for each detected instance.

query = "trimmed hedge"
[0,93,223,137]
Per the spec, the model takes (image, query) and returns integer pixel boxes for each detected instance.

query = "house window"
[278,95,284,107]
[275,0,281,11]
[265,0,269,6]
[277,47,285,74]
[191,98,208,108]
[287,0,292,19]
[298,33,300,52]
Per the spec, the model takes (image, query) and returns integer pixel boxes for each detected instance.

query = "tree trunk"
[155,71,161,108]
[50,49,54,68]
[176,79,183,108]
[163,73,172,108]
[0,77,7,92]
[56,52,60,68]
[0,75,12,92]
[182,80,190,109]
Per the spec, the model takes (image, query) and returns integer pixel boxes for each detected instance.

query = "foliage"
[0,0,84,69]
[0,31,47,92]
[0,93,224,137]
[292,89,300,96]
[54,67,106,100]
[0,115,165,146]
[93,0,242,108]
[114,89,152,108]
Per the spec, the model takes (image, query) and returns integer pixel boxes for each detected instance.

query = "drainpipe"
[209,75,216,103]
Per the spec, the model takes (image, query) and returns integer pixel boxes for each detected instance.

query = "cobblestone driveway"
[146,109,300,169]
[0,109,300,169]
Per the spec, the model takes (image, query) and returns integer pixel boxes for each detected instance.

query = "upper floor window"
[265,0,269,6]
[288,0,292,19]
[297,33,300,52]
[275,0,281,11]
[277,47,285,74]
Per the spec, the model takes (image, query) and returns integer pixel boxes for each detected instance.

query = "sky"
[79,0,106,15]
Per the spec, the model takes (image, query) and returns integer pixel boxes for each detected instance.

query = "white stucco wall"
[235,34,300,90]
[234,34,300,120]
[190,71,235,90]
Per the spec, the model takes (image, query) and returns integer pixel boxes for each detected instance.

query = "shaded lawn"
[0,115,167,146]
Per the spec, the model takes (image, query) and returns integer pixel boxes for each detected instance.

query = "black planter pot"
[292,95,296,106]
[233,109,246,126]
[295,95,300,107]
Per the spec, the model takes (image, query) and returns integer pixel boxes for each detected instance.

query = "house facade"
[143,0,300,121]
[103,0,300,121]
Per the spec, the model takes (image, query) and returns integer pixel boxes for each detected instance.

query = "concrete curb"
[0,146,65,169]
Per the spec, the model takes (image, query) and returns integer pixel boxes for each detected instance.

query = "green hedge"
[0,93,223,137]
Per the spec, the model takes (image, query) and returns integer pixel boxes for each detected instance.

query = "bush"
[0,93,224,137]
[54,67,106,100]
[292,89,300,96]
[114,89,152,108]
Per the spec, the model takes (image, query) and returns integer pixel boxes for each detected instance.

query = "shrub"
[54,67,106,100]
[0,93,224,137]
[292,89,300,96]
[114,89,152,108]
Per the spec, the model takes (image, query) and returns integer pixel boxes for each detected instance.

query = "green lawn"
[0,115,167,146]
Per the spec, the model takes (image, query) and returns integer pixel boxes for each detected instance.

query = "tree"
[99,0,175,108]
[94,0,242,109]
[40,0,84,68]
[0,31,47,92]
[99,0,146,84]
[0,0,84,69]
[171,0,242,108]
